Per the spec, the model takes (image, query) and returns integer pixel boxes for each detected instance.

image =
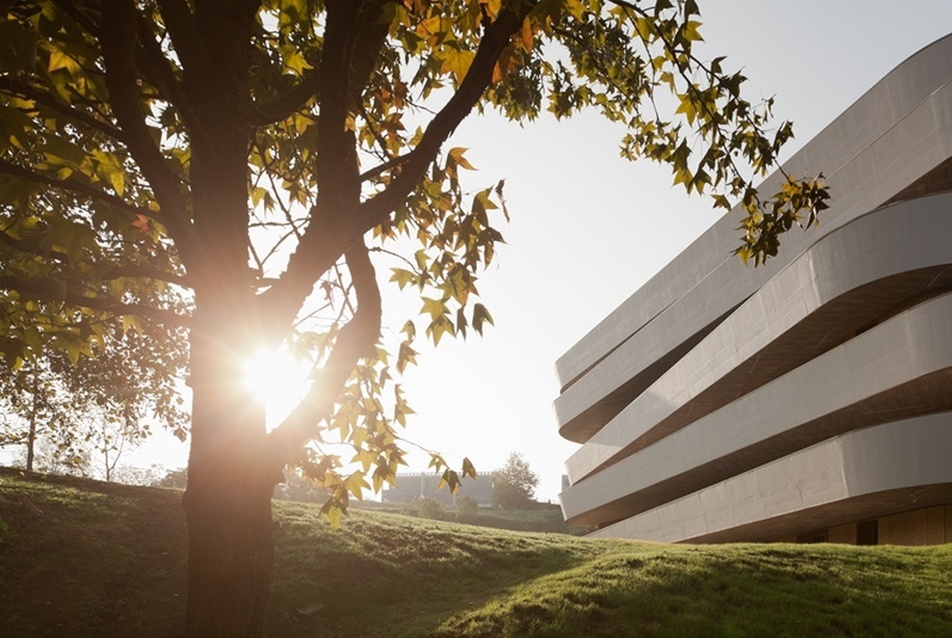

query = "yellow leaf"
[122,315,141,333]
[441,48,475,82]
[448,147,476,171]
[48,48,81,77]
[480,0,502,20]
[325,504,342,530]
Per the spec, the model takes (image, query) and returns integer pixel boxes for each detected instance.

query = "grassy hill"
[2,468,952,637]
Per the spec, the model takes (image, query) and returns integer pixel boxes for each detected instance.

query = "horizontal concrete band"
[561,291,952,526]
[555,33,952,438]
[566,194,952,483]
[587,413,952,543]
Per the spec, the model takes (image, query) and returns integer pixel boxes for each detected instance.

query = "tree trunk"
[26,372,38,471]
[183,466,274,636]
[182,308,278,637]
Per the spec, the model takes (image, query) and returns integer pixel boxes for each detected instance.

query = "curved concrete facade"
[557,34,952,545]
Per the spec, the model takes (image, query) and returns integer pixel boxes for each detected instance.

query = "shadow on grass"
[0,468,188,637]
[267,503,598,636]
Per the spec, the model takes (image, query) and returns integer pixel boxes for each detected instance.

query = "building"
[381,472,494,507]
[556,35,952,545]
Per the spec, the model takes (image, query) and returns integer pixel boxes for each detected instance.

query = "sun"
[241,349,312,428]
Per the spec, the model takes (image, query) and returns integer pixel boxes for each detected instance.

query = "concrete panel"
[587,414,952,543]
[561,293,952,525]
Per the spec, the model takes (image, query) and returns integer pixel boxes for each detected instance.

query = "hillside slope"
[2,468,952,637]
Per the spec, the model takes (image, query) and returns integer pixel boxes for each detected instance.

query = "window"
[857,519,878,545]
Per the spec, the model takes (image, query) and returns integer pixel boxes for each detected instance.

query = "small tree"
[418,496,446,520]
[0,354,73,472]
[493,452,539,509]
[154,467,189,489]
[274,468,330,503]
[456,495,480,519]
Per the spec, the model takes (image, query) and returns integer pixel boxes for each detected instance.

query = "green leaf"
[472,303,494,335]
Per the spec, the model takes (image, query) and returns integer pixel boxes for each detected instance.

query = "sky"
[114,2,952,501]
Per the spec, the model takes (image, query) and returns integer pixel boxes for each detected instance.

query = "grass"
[2,468,952,637]
[358,500,588,535]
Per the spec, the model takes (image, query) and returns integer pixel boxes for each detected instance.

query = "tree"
[0,1,829,634]
[417,496,446,520]
[493,451,539,509]
[274,466,330,503]
[0,316,188,479]
[456,494,480,518]
[154,466,189,489]
[0,352,74,471]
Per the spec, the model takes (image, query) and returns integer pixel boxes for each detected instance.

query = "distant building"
[382,472,494,507]
[556,35,952,545]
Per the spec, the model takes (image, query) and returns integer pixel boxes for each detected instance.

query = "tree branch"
[359,153,412,183]
[0,77,123,140]
[0,230,188,287]
[351,6,527,235]
[132,14,201,132]
[250,1,386,338]
[0,272,191,327]
[154,0,208,76]
[0,158,157,221]
[251,70,321,126]
[99,0,197,261]
[266,238,381,470]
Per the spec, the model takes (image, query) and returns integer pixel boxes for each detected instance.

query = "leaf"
[344,471,369,499]
[121,315,140,334]
[448,147,476,171]
[437,468,460,493]
[396,341,418,374]
[389,268,416,290]
[47,47,81,77]
[420,296,446,320]
[441,48,475,82]
[323,503,343,530]
[472,303,494,335]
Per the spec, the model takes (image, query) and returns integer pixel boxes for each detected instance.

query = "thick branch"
[0,77,122,139]
[100,0,197,262]
[0,158,157,220]
[250,1,387,338]
[313,0,363,199]
[0,272,191,327]
[0,230,188,287]
[266,239,381,469]
[251,71,321,126]
[154,0,208,76]
[351,6,527,234]
[359,153,412,183]
[133,14,201,132]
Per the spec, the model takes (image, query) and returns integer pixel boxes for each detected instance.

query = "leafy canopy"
[0,0,828,516]
[493,451,539,509]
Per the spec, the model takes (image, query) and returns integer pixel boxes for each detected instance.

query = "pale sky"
[122,3,952,501]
